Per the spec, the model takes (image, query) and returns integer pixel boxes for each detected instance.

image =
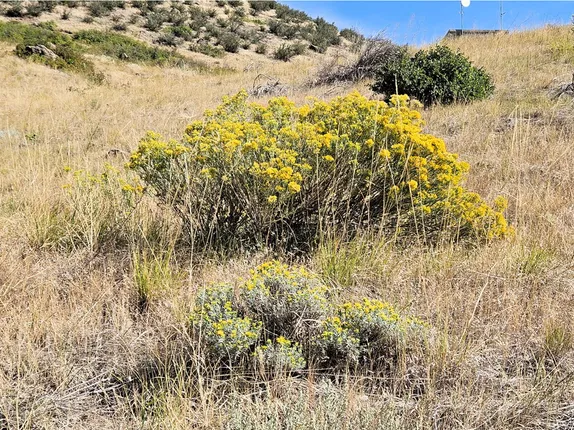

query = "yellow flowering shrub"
[190,261,427,375]
[315,299,426,370]
[190,284,262,365]
[254,337,306,375]
[129,90,510,250]
[240,260,329,341]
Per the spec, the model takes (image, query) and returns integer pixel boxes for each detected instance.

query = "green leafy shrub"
[170,25,195,41]
[156,32,180,47]
[373,45,495,106]
[74,30,205,69]
[268,20,299,40]
[218,32,240,53]
[128,91,511,253]
[87,1,115,18]
[273,42,305,61]
[190,261,426,375]
[275,4,310,22]
[25,2,47,18]
[248,0,276,14]
[190,42,225,58]
[308,17,339,53]
[340,28,364,44]
[144,11,167,31]
[4,2,24,17]
[0,21,104,83]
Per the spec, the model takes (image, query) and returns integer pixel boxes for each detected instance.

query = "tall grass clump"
[128,91,511,253]
[26,166,142,252]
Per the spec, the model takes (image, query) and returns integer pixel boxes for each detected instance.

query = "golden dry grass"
[1,25,574,429]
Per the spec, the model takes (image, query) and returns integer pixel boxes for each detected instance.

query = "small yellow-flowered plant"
[254,337,306,374]
[240,261,329,341]
[49,164,143,251]
[190,261,428,375]
[190,284,262,364]
[129,90,511,249]
[315,299,427,369]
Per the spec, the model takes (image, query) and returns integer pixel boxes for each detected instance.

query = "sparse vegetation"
[74,29,204,68]
[0,21,104,82]
[1,5,574,429]
[311,36,405,85]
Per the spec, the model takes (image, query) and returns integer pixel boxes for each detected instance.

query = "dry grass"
[1,24,574,429]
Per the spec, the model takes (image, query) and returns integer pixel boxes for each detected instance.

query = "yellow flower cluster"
[242,261,328,307]
[190,284,262,360]
[129,90,511,248]
[254,337,306,371]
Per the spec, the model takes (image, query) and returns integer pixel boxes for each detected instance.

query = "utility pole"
[460,1,464,33]
[500,0,505,30]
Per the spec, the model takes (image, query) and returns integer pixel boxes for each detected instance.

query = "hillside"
[0,0,359,70]
[1,16,574,430]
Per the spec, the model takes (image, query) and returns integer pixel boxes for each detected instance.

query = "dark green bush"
[340,28,364,44]
[26,3,46,17]
[190,42,225,58]
[144,11,167,31]
[170,25,195,41]
[268,19,298,40]
[156,32,179,47]
[273,42,305,61]
[218,32,240,53]
[4,2,24,17]
[111,22,128,32]
[248,0,276,14]
[372,45,495,106]
[275,4,309,22]
[308,17,339,52]
[87,2,112,18]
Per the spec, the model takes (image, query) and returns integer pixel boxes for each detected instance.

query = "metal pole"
[461,2,463,33]
[500,0,504,30]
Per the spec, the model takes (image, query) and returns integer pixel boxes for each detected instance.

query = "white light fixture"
[461,0,471,7]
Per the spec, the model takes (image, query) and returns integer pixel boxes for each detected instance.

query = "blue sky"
[282,1,574,45]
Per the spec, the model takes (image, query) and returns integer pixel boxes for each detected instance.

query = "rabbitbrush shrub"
[128,91,511,252]
[189,261,425,374]
[373,45,495,106]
